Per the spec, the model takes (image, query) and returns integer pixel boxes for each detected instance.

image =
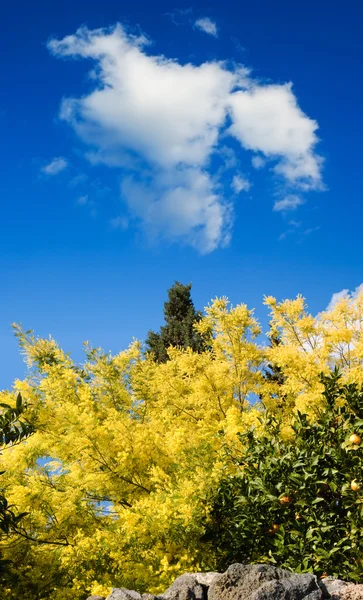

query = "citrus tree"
[203,369,363,581]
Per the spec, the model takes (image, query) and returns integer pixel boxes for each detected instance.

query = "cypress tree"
[145,281,207,362]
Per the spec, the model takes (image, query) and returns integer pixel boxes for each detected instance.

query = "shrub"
[202,369,363,581]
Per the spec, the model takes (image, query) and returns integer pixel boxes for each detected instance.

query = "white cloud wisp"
[231,174,251,194]
[194,17,218,37]
[42,157,68,175]
[273,195,304,212]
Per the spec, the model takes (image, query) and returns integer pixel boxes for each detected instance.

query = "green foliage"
[203,369,363,581]
[0,393,34,583]
[145,281,208,362]
[0,393,34,447]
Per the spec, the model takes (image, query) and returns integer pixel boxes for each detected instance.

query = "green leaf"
[16,393,22,410]
[311,497,325,505]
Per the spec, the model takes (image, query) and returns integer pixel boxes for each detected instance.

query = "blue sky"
[1,0,362,387]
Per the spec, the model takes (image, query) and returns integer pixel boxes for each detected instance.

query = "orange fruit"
[279,495,292,505]
[272,523,280,531]
[349,434,361,445]
[351,479,361,491]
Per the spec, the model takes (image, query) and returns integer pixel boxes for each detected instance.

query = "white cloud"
[48,24,324,252]
[42,157,68,175]
[273,194,304,212]
[231,174,251,193]
[121,167,231,253]
[251,155,265,169]
[327,284,363,311]
[219,146,238,170]
[228,84,322,189]
[50,26,237,170]
[194,17,218,37]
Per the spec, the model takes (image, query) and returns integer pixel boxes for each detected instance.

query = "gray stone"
[252,580,289,600]
[302,593,323,600]
[318,578,351,599]
[251,575,322,600]
[106,589,142,600]
[251,579,322,600]
[277,573,321,599]
[159,574,205,600]
[193,573,221,588]
[209,564,290,600]
[104,567,363,600]
[208,563,321,600]
[340,584,363,600]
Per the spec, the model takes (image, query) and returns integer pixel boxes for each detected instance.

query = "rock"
[105,572,219,600]
[106,589,142,600]
[193,573,221,588]
[252,579,322,600]
[209,563,290,600]
[159,574,206,600]
[340,584,363,600]
[302,593,323,600]
[318,577,351,599]
[273,573,321,599]
[104,565,363,600]
[208,563,321,600]
[252,580,291,600]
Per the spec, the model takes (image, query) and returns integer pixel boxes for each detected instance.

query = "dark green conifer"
[145,281,207,362]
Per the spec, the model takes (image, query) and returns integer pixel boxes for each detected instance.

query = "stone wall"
[86,563,363,600]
